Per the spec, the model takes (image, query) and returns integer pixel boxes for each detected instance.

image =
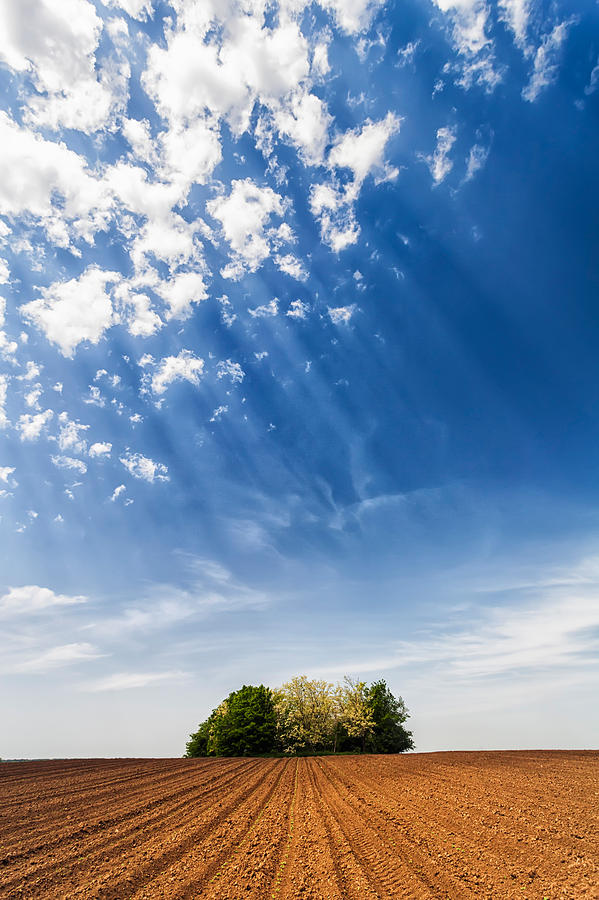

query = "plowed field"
[1,751,597,899]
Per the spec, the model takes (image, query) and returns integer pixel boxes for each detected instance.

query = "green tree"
[185,717,212,758]
[185,685,277,757]
[185,676,415,756]
[365,679,414,753]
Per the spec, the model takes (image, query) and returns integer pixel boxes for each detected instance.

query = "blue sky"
[1,0,599,757]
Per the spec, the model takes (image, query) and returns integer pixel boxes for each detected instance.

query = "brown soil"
[0,751,597,899]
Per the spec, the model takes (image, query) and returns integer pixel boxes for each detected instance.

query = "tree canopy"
[185,676,414,757]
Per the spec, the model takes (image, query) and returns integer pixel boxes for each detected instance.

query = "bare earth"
[1,751,597,899]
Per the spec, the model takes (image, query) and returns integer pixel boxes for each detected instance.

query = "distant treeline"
[185,676,414,757]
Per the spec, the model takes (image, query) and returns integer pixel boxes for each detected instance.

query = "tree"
[275,676,339,752]
[364,680,414,753]
[185,718,212,758]
[341,676,375,753]
[185,675,415,756]
[185,685,277,757]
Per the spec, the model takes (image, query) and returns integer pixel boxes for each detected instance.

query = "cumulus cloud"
[0,0,125,133]
[51,455,88,474]
[21,267,120,357]
[17,409,53,441]
[110,483,126,501]
[150,350,205,395]
[207,179,289,278]
[328,112,400,186]
[318,0,386,34]
[286,299,310,319]
[276,254,308,281]
[0,585,86,617]
[311,113,399,250]
[104,0,154,20]
[89,442,112,458]
[0,374,8,429]
[248,299,279,318]
[0,113,110,245]
[154,271,209,321]
[113,284,163,337]
[217,359,245,384]
[120,452,169,482]
[272,91,332,165]
[57,415,89,454]
[0,465,16,484]
[328,304,357,324]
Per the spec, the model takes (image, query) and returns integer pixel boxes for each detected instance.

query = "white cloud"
[419,125,457,185]
[248,299,278,318]
[89,442,112,458]
[275,254,308,281]
[120,452,169,482]
[83,386,105,407]
[17,409,53,441]
[328,112,400,186]
[431,0,502,91]
[498,0,531,49]
[310,113,399,251]
[113,283,163,337]
[57,416,89,454]
[0,585,86,616]
[19,361,42,382]
[286,299,309,319]
[24,385,42,409]
[51,455,88,474]
[522,19,575,103]
[15,642,103,673]
[217,359,245,384]
[154,270,209,321]
[272,91,332,165]
[150,349,204,395]
[0,112,110,245]
[318,0,386,34]
[218,294,237,328]
[584,56,599,96]
[0,374,8,429]
[0,0,124,133]
[310,183,359,252]
[84,670,187,691]
[464,142,490,180]
[207,179,288,278]
[0,465,15,484]
[21,267,120,357]
[104,0,153,20]
[397,40,420,67]
[142,10,309,136]
[158,119,222,190]
[110,483,126,501]
[210,405,229,423]
[328,304,357,324]
[394,593,599,683]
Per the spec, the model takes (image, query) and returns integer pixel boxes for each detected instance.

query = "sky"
[1,0,598,758]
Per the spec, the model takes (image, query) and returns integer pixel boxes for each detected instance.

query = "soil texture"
[1,750,597,899]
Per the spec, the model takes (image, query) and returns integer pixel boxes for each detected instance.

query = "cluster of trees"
[185,676,414,757]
